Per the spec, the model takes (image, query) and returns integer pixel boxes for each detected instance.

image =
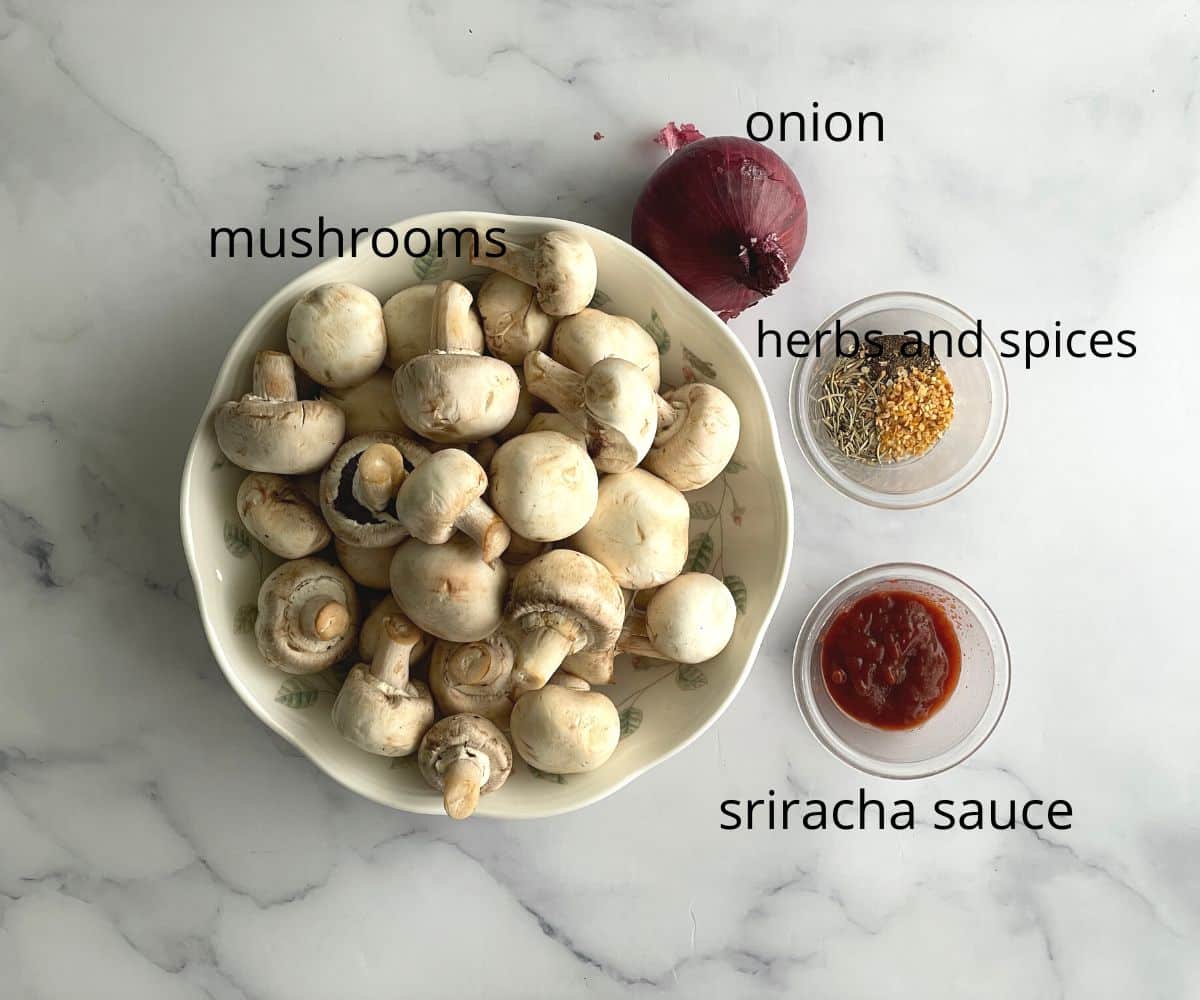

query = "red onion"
[631,122,807,320]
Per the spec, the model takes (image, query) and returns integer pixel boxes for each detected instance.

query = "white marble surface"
[2,1,1198,996]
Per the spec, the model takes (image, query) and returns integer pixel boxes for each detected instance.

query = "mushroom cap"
[394,449,486,544]
[477,272,554,364]
[488,432,598,542]
[390,534,508,642]
[331,669,434,756]
[582,358,657,473]
[644,383,740,492]
[215,396,345,475]
[320,432,426,547]
[255,558,359,674]
[560,646,615,686]
[533,231,597,317]
[507,550,625,652]
[286,282,387,389]
[320,370,405,437]
[509,685,620,774]
[496,382,539,441]
[525,411,587,446]
[418,714,513,794]
[428,636,515,725]
[383,284,452,368]
[569,469,690,590]
[334,538,399,591]
[394,353,520,443]
[548,671,592,691]
[237,472,331,559]
[646,573,737,663]
[552,309,661,390]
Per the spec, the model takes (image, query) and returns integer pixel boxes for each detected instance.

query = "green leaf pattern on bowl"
[412,250,447,282]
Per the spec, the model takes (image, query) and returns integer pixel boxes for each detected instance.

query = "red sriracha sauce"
[821,590,961,729]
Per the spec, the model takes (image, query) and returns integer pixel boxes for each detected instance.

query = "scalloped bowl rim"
[180,210,794,818]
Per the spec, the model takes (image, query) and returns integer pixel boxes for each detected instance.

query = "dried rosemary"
[818,357,882,462]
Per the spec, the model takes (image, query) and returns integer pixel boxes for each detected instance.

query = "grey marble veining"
[1,0,1198,997]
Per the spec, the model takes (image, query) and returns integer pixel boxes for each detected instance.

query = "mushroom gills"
[417,714,513,819]
[256,558,360,674]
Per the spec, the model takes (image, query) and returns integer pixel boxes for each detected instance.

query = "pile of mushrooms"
[214,231,742,819]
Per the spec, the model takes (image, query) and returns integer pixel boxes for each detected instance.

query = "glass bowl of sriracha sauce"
[793,563,1010,778]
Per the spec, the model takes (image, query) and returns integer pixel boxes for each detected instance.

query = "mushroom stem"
[252,351,299,401]
[353,443,406,512]
[511,617,584,690]
[432,280,481,354]
[655,394,681,432]
[370,615,423,688]
[523,352,586,423]
[299,597,351,642]
[618,632,664,659]
[620,612,650,641]
[472,237,537,286]
[442,755,485,820]
[446,641,509,686]
[455,499,512,562]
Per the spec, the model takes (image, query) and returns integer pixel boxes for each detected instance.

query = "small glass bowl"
[793,563,1010,779]
[790,291,1008,509]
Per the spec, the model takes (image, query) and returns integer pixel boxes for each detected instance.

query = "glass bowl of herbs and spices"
[789,291,1008,509]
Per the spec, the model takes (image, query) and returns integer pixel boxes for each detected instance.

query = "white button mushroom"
[569,468,690,590]
[215,351,346,474]
[286,282,387,389]
[475,271,554,364]
[418,714,513,820]
[331,613,434,757]
[382,283,475,368]
[320,370,405,436]
[393,448,511,562]
[472,230,597,317]
[393,280,520,443]
[629,573,738,663]
[509,685,620,774]
[236,472,331,559]
[488,431,598,543]
[428,633,516,727]
[390,534,509,642]
[524,352,657,473]
[256,557,360,674]
[334,539,399,591]
[319,432,422,548]
[504,549,625,691]
[551,308,661,390]
[645,382,741,492]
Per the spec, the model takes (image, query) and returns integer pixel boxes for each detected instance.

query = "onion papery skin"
[632,135,807,320]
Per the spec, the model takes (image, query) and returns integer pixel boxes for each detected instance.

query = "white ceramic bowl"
[180,211,793,818]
